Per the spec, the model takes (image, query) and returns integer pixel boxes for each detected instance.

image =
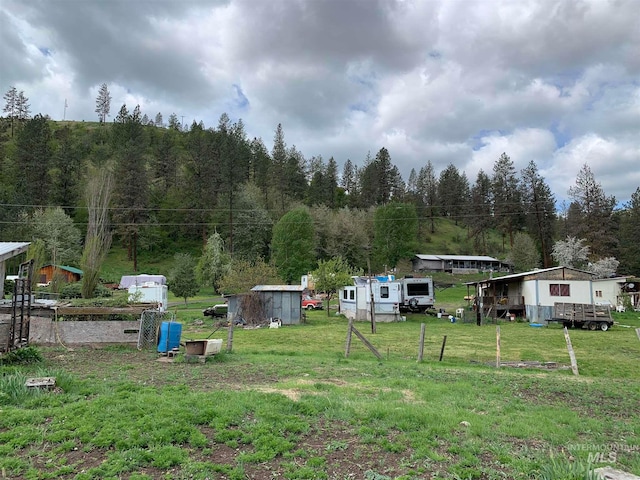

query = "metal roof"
[43,264,84,275]
[0,242,30,263]
[414,254,503,262]
[251,285,305,292]
[464,266,595,285]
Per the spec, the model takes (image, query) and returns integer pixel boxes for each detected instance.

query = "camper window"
[380,286,389,298]
[407,283,430,296]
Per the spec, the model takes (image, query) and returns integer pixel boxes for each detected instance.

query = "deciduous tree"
[372,202,417,270]
[509,232,540,272]
[271,207,315,284]
[197,232,231,293]
[168,253,199,305]
[81,165,113,298]
[312,256,357,315]
[551,236,590,268]
[218,257,280,295]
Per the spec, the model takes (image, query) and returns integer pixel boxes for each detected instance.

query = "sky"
[2,0,639,205]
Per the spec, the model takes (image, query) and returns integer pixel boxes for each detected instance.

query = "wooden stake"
[636,328,640,342]
[563,327,579,376]
[496,325,501,368]
[351,325,383,359]
[439,335,447,361]
[226,321,234,353]
[417,323,426,362]
[345,318,353,357]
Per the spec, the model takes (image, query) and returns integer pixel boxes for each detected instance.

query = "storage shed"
[38,264,83,285]
[250,285,304,325]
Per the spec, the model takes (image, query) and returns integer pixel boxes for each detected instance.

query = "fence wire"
[137,310,175,350]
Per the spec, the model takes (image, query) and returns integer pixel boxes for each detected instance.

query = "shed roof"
[251,285,305,292]
[465,266,595,286]
[414,254,503,262]
[0,242,30,263]
[42,264,84,275]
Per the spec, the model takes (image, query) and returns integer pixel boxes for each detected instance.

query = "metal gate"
[2,260,34,353]
[137,309,175,350]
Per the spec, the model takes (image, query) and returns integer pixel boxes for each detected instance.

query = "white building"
[339,278,402,323]
[467,266,634,322]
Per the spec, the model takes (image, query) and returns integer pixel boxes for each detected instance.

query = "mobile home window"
[343,289,348,300]
[550,284,570,297]
[380,286,389,298]
[595,290,602,298]
[350,290,355,300]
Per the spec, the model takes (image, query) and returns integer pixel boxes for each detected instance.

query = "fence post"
[563,327,579,376]
[345,318,353,357]
[496,325,501,368]
[417,323,426,362]
[439,335,447,361]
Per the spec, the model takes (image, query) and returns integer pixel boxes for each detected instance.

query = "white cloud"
[1,0,639,203]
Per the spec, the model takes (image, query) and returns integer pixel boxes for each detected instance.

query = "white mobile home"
[468,266,634,322]
[340,279,402,323]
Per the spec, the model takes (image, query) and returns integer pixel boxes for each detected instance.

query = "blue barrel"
[158,321,182,353]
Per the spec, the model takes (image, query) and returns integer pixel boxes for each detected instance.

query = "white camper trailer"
[396,277,435,312]
[128,282,168,311]
[340,278,402,322]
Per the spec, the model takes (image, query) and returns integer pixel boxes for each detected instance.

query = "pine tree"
[16,91,30,121]
[567,164,617,257]
[491,153,523,248]
[520,160,555,267]
[438,164,469,225]
[618,187,640,274]
[468,170,493,250]
[95,83,111,123]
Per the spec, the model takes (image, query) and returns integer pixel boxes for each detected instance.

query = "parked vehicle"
[203,304,228,318]
[547,302,614,331]
[302,296,323,310]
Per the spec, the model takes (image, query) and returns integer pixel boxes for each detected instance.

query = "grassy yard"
[1,309,639,480]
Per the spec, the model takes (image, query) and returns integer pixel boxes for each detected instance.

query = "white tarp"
[119,274,166,289]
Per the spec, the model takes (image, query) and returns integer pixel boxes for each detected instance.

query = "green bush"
[0,346,43,365]
[60,282,112,299]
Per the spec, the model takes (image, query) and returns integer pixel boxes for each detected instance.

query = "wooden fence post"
[345,318,353,357]
[439,335,447,362]
[226,322,234,353]
[496,325,501,368]
[563,327,579,376]
[417,323,426,362]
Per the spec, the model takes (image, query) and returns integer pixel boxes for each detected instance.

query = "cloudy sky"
[2,0,639,205]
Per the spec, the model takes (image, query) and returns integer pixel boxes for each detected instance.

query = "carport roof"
[251,285,305,292]
[0,242,30,263]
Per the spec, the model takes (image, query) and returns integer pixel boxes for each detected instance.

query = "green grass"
[2,322,639,479]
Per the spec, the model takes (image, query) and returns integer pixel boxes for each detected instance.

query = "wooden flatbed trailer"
[547,302,614,331]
